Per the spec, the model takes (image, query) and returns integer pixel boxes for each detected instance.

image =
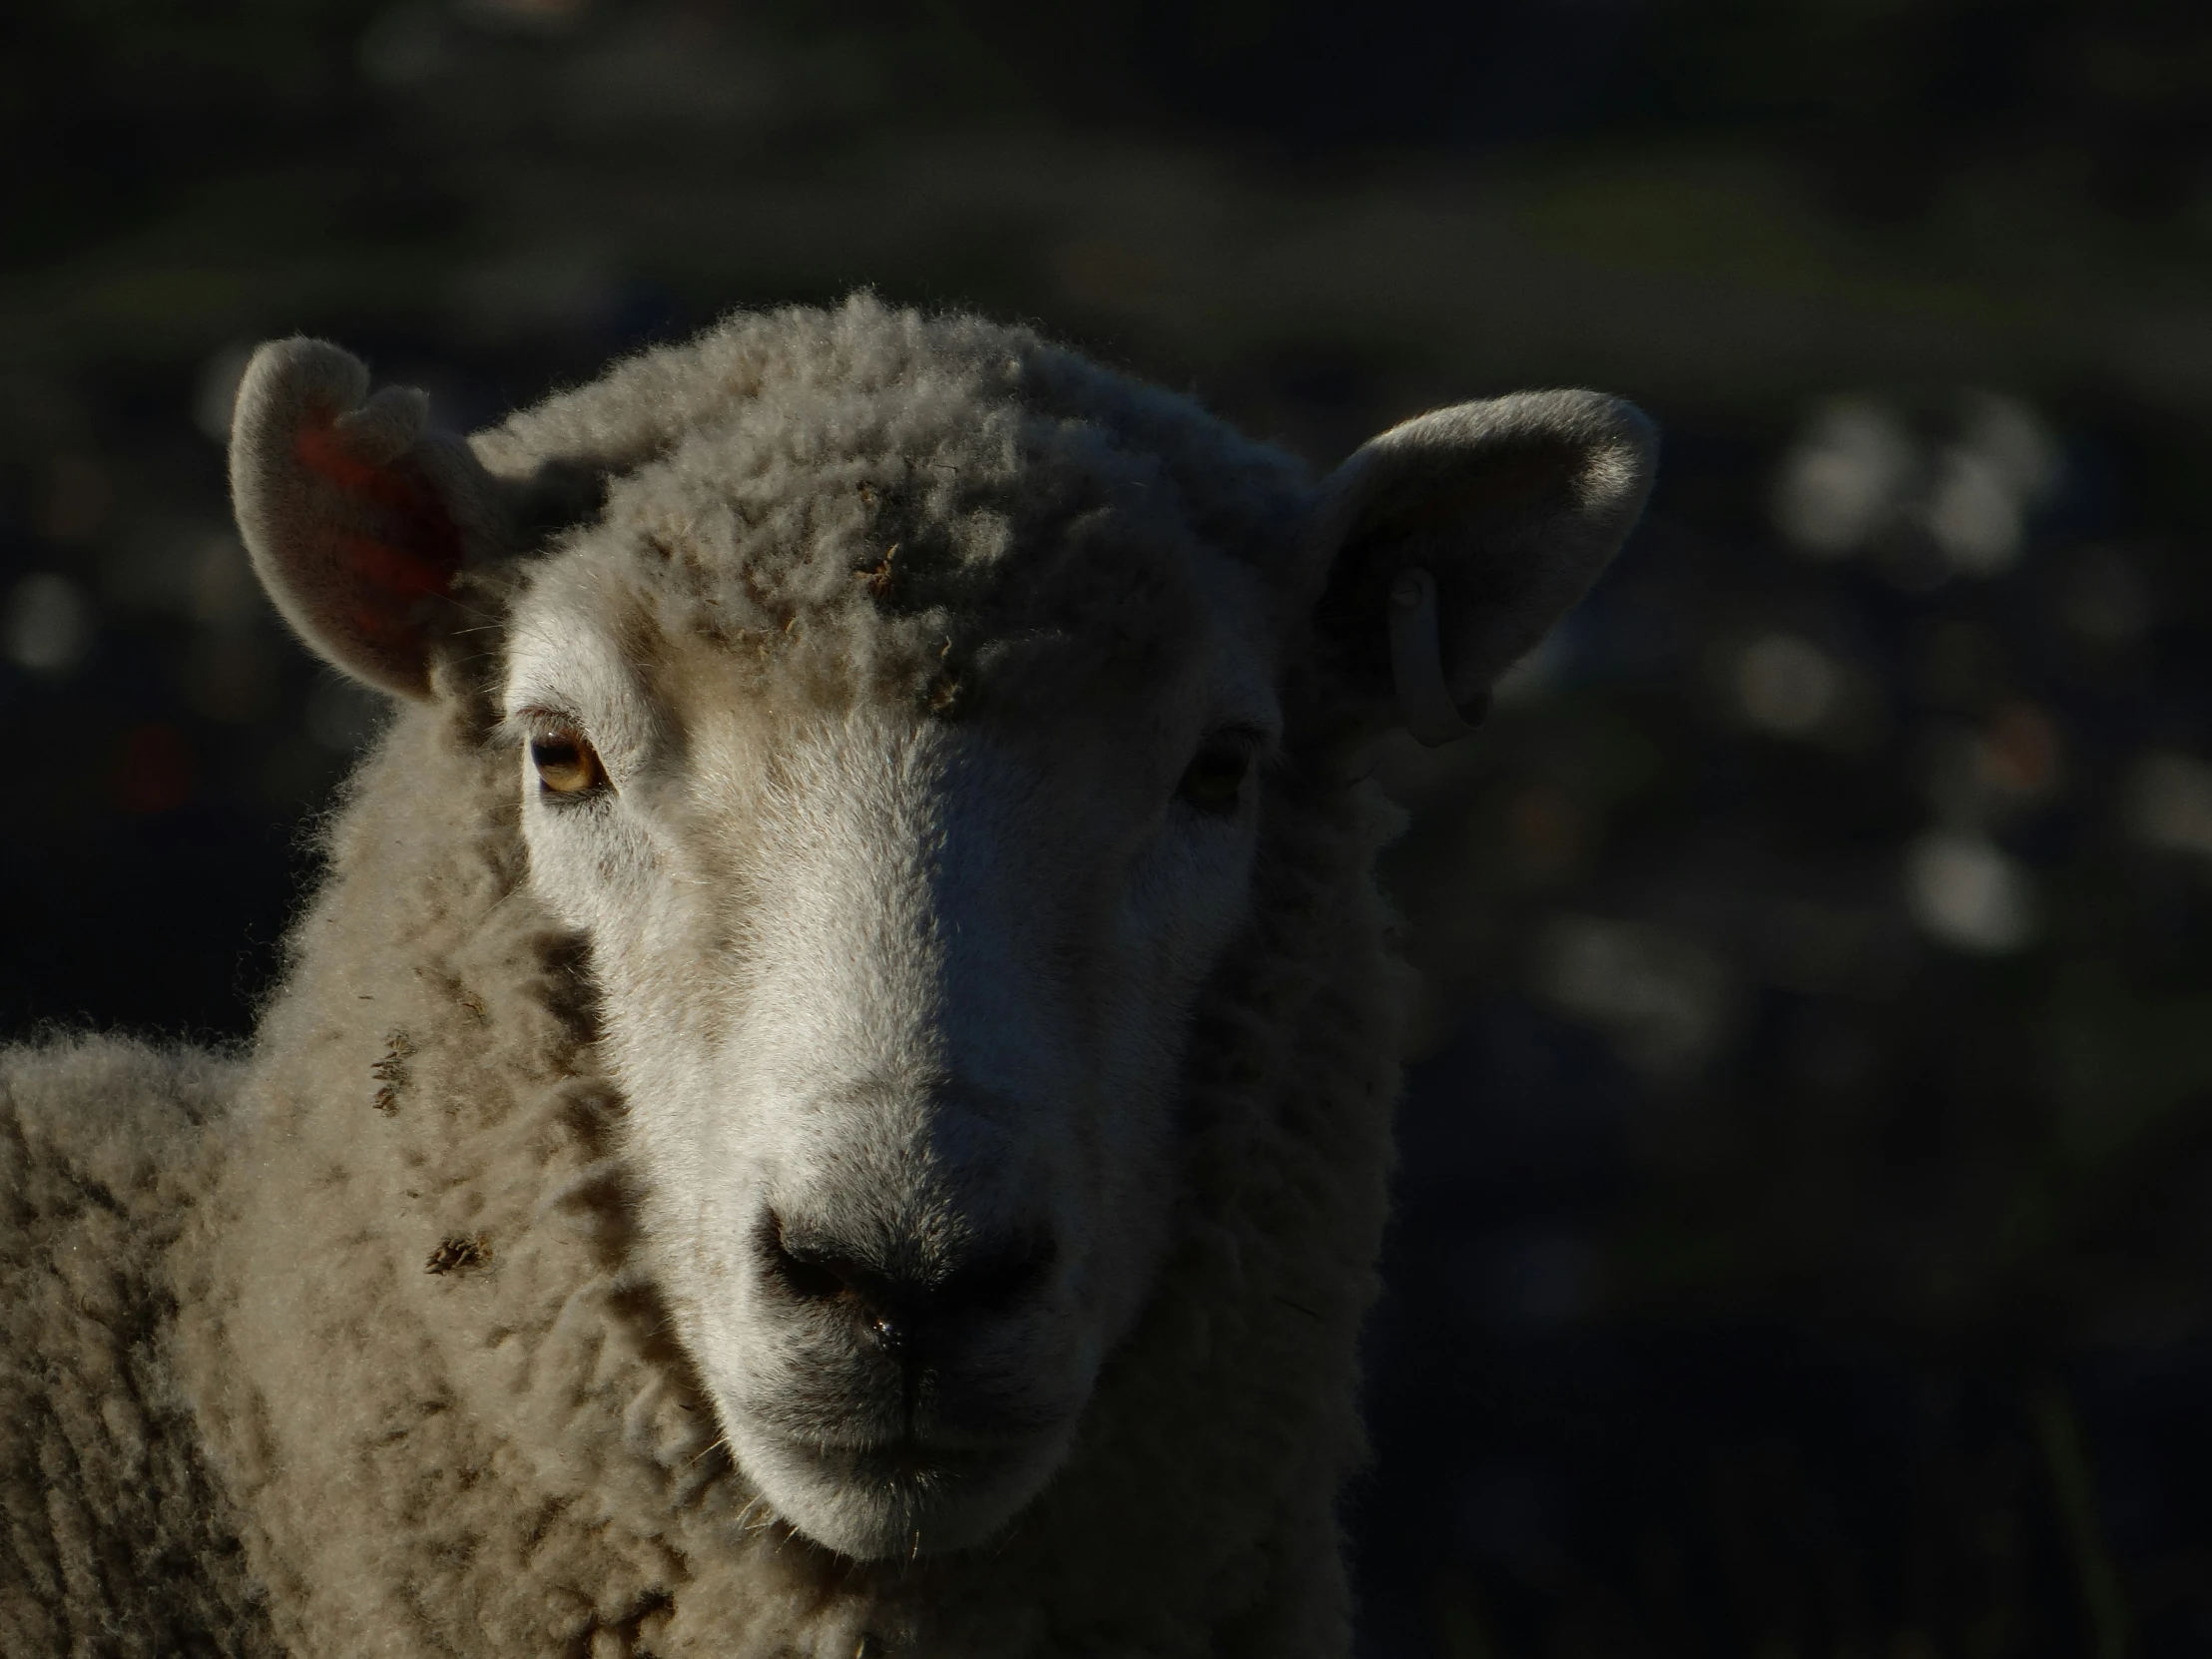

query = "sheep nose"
[761,1215,1055,1354]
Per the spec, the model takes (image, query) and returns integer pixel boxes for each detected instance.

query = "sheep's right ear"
[230,338,507,699]
[1294,390,1657,746]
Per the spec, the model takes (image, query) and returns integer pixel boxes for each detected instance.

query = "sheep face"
[503,553,1283,1559]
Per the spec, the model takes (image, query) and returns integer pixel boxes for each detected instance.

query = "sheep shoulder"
[0,1034,276,1655]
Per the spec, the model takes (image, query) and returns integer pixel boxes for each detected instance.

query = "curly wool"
[1,1038,275,1656]
[475,297,1317,720]
[4,297,1410,1657]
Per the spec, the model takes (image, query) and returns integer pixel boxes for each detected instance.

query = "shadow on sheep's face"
[502,562,1283,1558]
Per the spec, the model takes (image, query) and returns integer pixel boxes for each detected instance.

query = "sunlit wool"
[3,295,1653,1657]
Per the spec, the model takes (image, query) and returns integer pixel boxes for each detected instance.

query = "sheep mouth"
[799,1435,981,1489]
[735,1418,1079,1559]
[743,1377,1075,1450]
[762,1421,1048,1489]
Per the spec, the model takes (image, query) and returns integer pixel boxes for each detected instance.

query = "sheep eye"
[528,723,605,797]
[1176,739,1252,817]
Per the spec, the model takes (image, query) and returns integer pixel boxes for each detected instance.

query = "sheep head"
[229,304,1654,1564]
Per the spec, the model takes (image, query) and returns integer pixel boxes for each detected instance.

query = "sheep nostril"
[763,1217,862,1305]
[759,1213,1057,1342]
[936,1231,1057,1322]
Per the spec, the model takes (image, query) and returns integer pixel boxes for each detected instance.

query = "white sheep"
[1,295,1654,1657]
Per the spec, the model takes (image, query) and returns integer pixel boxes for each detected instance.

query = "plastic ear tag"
[1387,567,1489,747]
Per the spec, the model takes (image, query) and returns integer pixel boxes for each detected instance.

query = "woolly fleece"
[3,295,1652,1656]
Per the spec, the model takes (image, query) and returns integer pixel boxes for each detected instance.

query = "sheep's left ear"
[1297,390,1657,745]
[230,337,510,700]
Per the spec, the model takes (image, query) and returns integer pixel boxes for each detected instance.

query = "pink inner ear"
[293,420,464,648]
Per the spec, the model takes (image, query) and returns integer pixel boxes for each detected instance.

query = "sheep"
[2,294,1654,1657]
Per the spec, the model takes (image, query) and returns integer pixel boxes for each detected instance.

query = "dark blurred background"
[6,2,2211,1653]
